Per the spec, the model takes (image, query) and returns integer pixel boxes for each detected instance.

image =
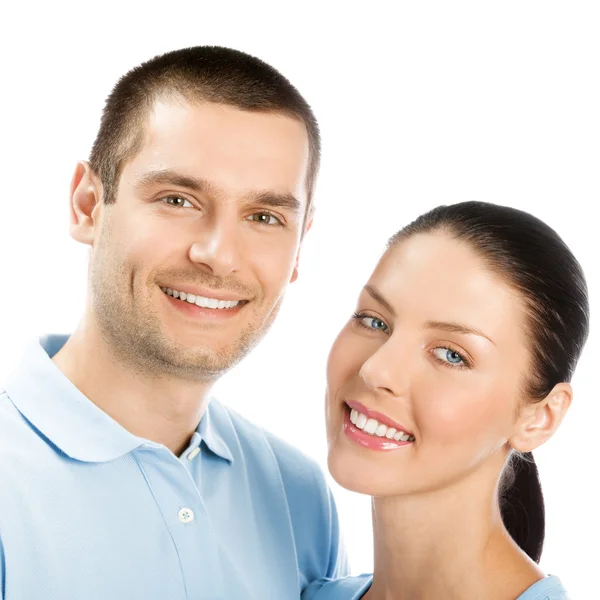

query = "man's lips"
[159,283,249,303]
[161,286,248,316]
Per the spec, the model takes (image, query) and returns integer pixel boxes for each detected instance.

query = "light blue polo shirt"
[0,335,348,600]
[301,574,569,599]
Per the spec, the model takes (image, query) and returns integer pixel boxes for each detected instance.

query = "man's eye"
[163,196,193,208]
[248,212,282,226]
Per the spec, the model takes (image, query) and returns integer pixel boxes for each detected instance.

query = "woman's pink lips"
[345,399,413,436]
[343,410,413,451]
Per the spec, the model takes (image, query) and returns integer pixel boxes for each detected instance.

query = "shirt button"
[187,447,201,461]
[178,508,195,524]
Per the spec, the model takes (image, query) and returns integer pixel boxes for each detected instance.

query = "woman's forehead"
[367,233,528,342]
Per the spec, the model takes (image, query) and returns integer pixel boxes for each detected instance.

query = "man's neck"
[364,460,544,600]
[52,320,214,456]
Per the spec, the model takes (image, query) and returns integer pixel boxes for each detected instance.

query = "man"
[0,46,347,599]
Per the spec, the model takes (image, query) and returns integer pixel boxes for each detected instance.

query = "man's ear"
[69,161,104,246]
[509,382,572,453]
[290,209,314,283]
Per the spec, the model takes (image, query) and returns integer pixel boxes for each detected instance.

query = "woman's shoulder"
[302,574,373,600]
[517,575,569,600]
[301,574,567,599]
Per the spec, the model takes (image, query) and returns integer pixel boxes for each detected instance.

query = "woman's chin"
[327,450,402,497]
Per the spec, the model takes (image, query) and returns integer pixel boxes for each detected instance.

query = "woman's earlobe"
[509,383,572,453]
[69,161,103,246]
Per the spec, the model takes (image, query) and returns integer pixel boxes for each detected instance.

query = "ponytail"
[500,452,545,563]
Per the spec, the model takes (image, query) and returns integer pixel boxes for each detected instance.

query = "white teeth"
[195,296,210,308]
[364,418,378,434]
[355,413,368,429]
[375,424,388,437]
[349,406,414,442]
[162,287,242,309]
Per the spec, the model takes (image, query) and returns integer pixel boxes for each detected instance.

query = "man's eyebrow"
[424,320,495,345]
[364,285,396,316]
[135,168,301,213]
[245,190,301,214]
[136,169,217,195]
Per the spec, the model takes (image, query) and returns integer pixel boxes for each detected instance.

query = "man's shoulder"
[0,390,32,449]
[211,399,349,582]
[212,399,324,482]
[210,399,335,532]
[0,390,49,496]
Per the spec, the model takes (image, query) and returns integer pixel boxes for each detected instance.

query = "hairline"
[97,92,317,223]
[387,226,548,404]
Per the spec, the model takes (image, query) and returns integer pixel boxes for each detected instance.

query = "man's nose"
[188,216,241,278]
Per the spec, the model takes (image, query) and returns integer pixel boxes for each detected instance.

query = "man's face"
[87,100,310,380]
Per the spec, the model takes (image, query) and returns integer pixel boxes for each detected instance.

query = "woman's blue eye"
[366,317,387,331]
[433,347,466,366]
[353,313,388,332]
[163,196,193,208]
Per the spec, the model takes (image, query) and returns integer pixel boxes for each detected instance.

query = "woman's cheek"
[415,382,486,443]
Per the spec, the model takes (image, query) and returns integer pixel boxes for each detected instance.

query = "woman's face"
[326,232,533,497]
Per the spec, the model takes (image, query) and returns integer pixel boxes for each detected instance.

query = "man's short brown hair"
[89,46,320,214]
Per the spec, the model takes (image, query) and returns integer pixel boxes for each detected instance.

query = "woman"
[303,201,588,599]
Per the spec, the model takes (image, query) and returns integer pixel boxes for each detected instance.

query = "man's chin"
[156,344,246,379]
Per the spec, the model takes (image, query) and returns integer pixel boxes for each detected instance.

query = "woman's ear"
[69,161,104,246]
[509,382,572,453]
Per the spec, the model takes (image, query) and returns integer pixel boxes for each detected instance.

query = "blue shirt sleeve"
[302,574,568,600]
[516,575,569,600]
[0,533,5,599]
[301,575,373,599]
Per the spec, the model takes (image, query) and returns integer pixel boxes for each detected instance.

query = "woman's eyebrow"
[364,285,396,316]
[364,284,495,345]
[424,320,495,345]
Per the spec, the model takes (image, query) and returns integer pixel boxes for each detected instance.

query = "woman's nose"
[358,341,408,398]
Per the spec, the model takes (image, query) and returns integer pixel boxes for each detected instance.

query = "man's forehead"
[143,97,309,143]
[122,100,309,202]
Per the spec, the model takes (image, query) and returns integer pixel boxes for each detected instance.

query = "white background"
[0,1,598,597]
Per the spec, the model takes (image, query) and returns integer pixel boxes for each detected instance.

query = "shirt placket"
[134,445,224,600]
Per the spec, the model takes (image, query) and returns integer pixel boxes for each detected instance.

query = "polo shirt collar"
[197,402,234,463]
[4,334,234,465]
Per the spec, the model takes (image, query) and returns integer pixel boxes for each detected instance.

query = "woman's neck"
[363,464,544,600]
